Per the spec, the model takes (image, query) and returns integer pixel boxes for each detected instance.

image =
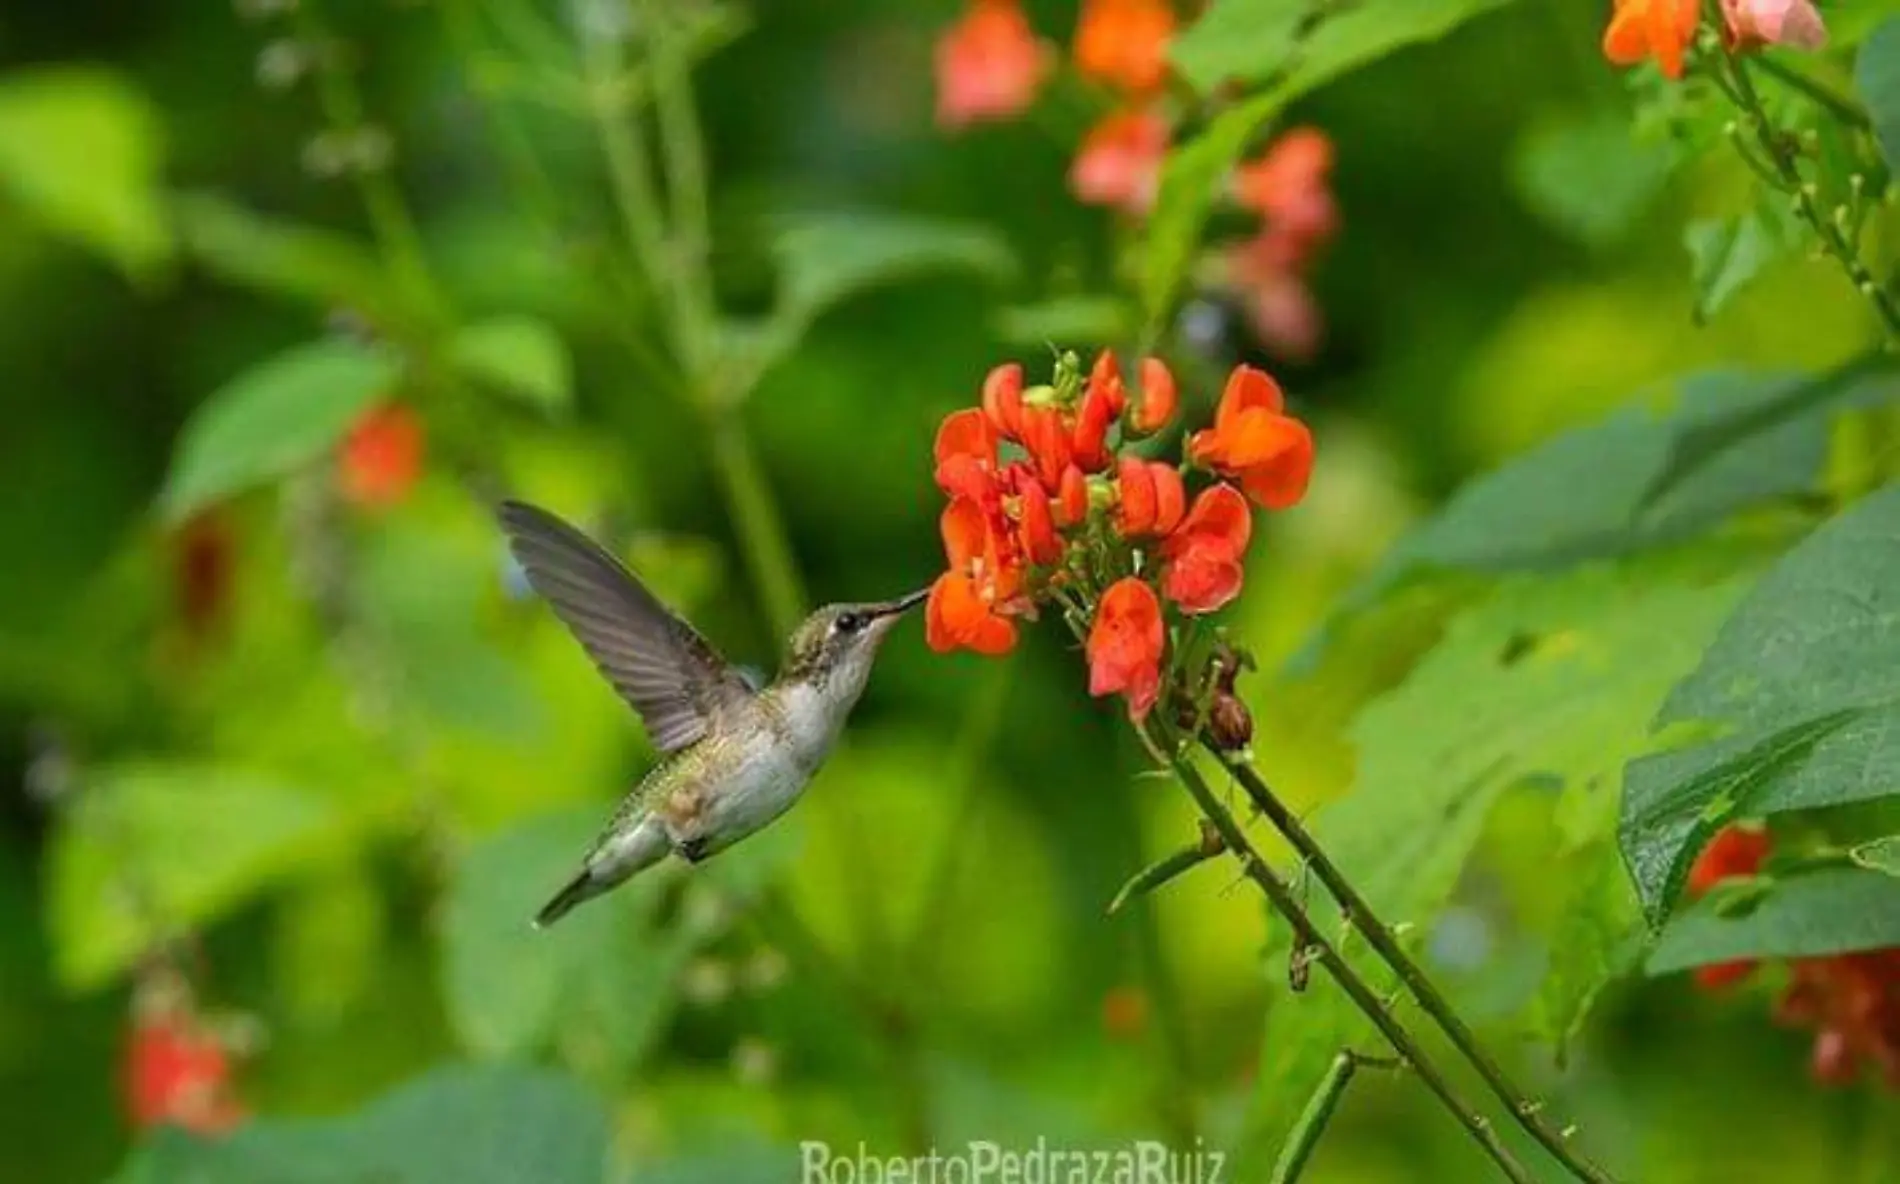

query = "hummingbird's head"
[784,586,930,695]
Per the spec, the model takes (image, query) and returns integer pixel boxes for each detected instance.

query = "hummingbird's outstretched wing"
[499,500,755,754]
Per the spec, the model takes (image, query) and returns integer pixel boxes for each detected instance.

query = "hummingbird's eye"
[834,612,865,635]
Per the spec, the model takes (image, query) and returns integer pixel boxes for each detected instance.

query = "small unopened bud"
[1207,692,1253,752]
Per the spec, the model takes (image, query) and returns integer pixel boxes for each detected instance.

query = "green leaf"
[1851,835,1900,875]
[0,67,170,277]
[1684,206,1791,324]
[1647,868,1900,973]
[174,193,412,327]
[1637,355,1897,517]
[448,316,573,414]
[1149,0,1514,317]
[772,210,1016,323]
[1341,370,1855,612]
[1856,17,1900,172]
[158,339,401,523]
[991,295,1134,347]
[1513,110,1677,250]
[1530,839,1647,1054]
[114,1065,608,1184]
[440,808,698,1072]
[1171,0,1516,95]
[1327,561,1752,959]
[1621,484,1900,926]
[47,763,341,990]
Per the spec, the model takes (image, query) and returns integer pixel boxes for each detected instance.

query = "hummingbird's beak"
[868,586,931,619]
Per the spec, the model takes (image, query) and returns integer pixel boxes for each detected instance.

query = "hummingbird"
[497,500,928,928]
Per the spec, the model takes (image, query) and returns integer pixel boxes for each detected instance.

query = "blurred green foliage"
[6,0,1900,1182]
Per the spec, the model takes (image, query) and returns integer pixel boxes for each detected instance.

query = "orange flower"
[1087,577,1165,720]
[1087,350,1129,416]
[1233,127,1339,253]
[1072,376,1120,473]
[1115,456,1185,538]
[127,976,244,1134]
[935,0,1054,130]
[1070,108,1169,216]
[1075,0,1176,93]
[1225,240,1325,364]
[1160,483,1251,613]
[926,497,1021,655]
[1019,404,1075,490]
[934,407,1000,503]
[1685,824,1772,991]
[338,403,424,509]
[1127,357,1176,435]
[1017,480,1064,565]
[1055,464,1090,527]
[1187,366,1314,509]
[982,362,1026,440]
[1602,0,1700,80]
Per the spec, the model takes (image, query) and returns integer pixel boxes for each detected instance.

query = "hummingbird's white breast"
[663,680,840,855]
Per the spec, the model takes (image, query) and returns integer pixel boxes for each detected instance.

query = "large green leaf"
[1326,561,1752,947]
[772,210,1015,323]
[1148,0,1514,318]
[1621,484,1900,926]
[1647,868,1900,973]
[1638,354,1898,516]
[173,193,415,328]
[47,763,342,990]
[158,339,401,523]
[1339,368,1890,613]
[1857,17,1900,173]
[0,67,170,277]
[1530,840,1646,1054]
[114,1066,607,1184]
[1170,0,1516,96]
[448,315,573,414]
[440,807,699,1073]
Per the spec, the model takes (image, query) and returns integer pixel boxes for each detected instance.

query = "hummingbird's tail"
[533,870,604,929]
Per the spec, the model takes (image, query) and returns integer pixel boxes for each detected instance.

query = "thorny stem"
[1150,729,1536,1184]
[1270,1050,1401,1184]
[1211,751,1617,1184]
[1713,45,1900,342]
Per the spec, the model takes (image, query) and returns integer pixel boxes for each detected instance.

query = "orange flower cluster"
[925,354,1313,721]
[934,1,1341,361]
[1688,825,1900,1089]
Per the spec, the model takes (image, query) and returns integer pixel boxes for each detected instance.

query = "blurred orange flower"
[1075,0,1176,93]
[1070,107,1169,215]
[935,0,1053,129]
[338,403,424,509]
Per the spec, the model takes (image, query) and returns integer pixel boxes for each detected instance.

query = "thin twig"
[1212,751,1616,1184]
[1153,730,1536,1183]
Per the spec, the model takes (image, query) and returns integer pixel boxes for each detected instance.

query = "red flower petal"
[1087,577,1165,720]
[1116,455,1158,537]
[935,0,1053,130]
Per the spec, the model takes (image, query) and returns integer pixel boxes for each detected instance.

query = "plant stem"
[1154,736,1536,1184]
[1752,55,1873,131]
[1270,1050,1399,1184]
[1212,751,1616,1184]
[1718,48,1900,341]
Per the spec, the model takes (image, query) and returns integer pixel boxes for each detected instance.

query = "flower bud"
[1055,465,1089,526]
[982,363,1025,440]
[1128,357,1177,435]
[1207,691,1254,752]
[1088,349,1127,415]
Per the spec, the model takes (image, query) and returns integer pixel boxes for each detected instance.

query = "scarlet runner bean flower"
[1684,824,1900,1088]
[1721,0,1827,49]
[126,971,245,1134]
[1601,0,1701,79]
[1073,0,1177,94]
[923,352,1315,722]
[935,0,1053,130]
[337,402,424,509]
[1069,107,1169,215]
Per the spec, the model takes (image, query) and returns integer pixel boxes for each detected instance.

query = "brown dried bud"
[1207,691,1253,752]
